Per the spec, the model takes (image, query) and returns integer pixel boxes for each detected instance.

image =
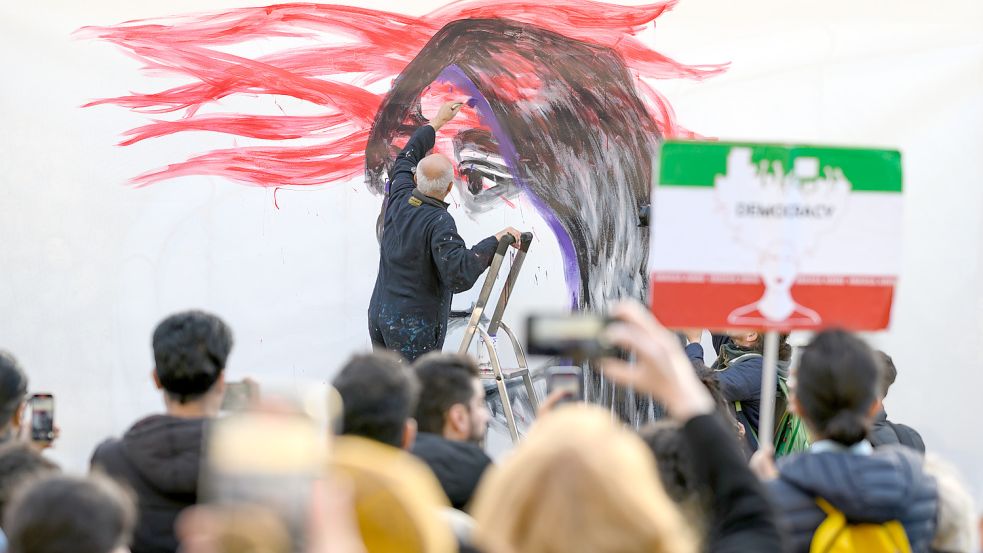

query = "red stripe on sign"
[649,273,896,331]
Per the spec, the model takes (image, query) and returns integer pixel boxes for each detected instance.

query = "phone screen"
[221,381,253,412]
[30,395,55,442]
[547,367,584,403]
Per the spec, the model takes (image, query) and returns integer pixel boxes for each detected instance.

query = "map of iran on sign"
[649,141,903,331]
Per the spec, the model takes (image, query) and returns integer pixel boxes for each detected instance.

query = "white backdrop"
[1,0,981,502]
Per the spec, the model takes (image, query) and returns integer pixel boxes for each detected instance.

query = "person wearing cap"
[91,310,233,553]
[367,100,523,362]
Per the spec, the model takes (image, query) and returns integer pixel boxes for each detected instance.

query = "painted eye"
[458,159,512,196]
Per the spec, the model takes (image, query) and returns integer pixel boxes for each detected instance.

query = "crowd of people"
[0,303,979,553]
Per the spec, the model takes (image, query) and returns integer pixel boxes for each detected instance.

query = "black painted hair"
[152,310,233,404]
[413,353,480,434]
[796,330,882,446]
[333,352,420,448]
[366,18,660,308]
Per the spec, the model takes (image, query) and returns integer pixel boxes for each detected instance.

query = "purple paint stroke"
[436,64,581,308]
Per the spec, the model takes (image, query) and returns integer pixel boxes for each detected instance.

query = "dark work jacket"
[411,432,492,512]
[685,340,788,451]
[767,446,938,553]
[683,414,784,552]
[869,409,926,453]
[368,125,497,360]
[91,415,205,553]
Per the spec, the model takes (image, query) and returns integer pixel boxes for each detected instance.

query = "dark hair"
[0,444,59,527]
[748,333,792,362]
[692,365,743,437]
[5,474,136,553]
[332,352,420,448]
[639,422,704,524]
[412,353,480,434]
[0,352,28,430]
[796,330,882,446]
[876,351,897,399]
[152,311,233,404]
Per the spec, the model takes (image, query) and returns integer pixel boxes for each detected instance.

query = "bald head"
[416,154,454,199]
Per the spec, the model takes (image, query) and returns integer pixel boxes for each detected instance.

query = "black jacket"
[91,415,205,553]
[368,125,497,361]
[869,409,926,453]
[767,445,938,553]
[411,432,492,511]
[683,414,784,552]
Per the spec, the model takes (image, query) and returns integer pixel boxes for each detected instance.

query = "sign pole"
[757,331,780,450]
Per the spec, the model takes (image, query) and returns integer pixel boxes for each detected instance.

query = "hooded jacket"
[410,432,492,511]
[91,415,205,553]
[767,445,938,553]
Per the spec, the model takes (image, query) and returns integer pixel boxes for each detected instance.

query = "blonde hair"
[331,436,457,553]
[923,454,979,553]
[470,404,699,553]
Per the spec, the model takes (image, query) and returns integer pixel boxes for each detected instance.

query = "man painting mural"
[368,100,522,362]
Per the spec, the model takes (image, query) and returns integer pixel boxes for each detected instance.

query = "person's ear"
[212,372,227,397]
[401,418,418,451]
[11,401,25,427]
[789,394,802,417]
[446,403,469,436]
[747,331,760,345]
[152,369,163,391]
[867,397,883,418]
[445,181,453,194]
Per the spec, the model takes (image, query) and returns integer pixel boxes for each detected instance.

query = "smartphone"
[546,366,584,404]
[221,381,255,412]
[526,313,617,357]
[29,394,55,442]
[202,412,325,551]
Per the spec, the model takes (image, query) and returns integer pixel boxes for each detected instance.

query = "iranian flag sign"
[649,141,902,331]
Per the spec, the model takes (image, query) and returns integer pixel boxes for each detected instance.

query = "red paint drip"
[78,0,727,188]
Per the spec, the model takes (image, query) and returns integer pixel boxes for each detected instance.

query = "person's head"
[724,330,792,361]
[152,310,233,414]
[331,435,456,553]
[332,352,420,450]
[0,443,59,528]
[876,350,897,400]
[0,352,28,439]
[692,365,743,438]
[638,422,704,527]
[922,455,979,553]
[415,154,455,200]
[790,329,882,446]
[413,353,489,443]
[470,404,697,553]
[5,474,136,553]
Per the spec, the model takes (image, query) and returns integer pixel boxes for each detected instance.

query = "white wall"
[1,0,980,502]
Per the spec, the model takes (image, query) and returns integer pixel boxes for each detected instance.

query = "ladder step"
[479,367,529,380]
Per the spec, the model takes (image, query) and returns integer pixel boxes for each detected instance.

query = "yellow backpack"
[810,498,912,553]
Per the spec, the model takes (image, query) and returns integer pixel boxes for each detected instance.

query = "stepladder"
[454,232,539,444]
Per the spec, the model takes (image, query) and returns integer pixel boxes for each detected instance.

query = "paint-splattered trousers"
[368,304,447,363]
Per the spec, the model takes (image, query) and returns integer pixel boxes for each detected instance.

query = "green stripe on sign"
[658,141,902,192]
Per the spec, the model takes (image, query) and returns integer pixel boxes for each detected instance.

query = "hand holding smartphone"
[28,394,55,444]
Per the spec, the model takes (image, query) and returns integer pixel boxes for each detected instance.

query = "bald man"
[368,101,522,362]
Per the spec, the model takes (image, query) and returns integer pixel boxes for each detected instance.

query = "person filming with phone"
[0,351,58,451]
[367,100,525,362]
